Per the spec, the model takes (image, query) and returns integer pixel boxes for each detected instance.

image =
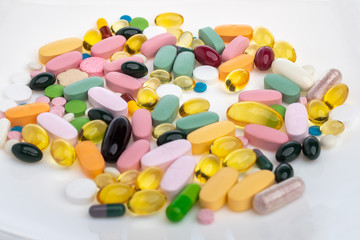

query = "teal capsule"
[89,203,126,218]
[166,183,201,222]
[253,148,273,171]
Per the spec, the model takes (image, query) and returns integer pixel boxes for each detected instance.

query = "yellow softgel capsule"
[117,169,140,186]
[323,83,349,109]
[128,100,142,116]
[110,20,129,34]
[320,120,345,135]
[273,40,297,62]
[194,154,222,183]
[83,28,102,51]
[79,120,107,144]
[22,124,50,150]
[209,136,243,160]
[124,34,147,55]
[137,87,158,110]
[135,167,163,190]
[225,69,250,92]
[50,139,76,167]
[190,38,205,49]
[152,123,176,139]
[127,189,167,215]
[167,27,183,39]
[110,51,130,61]
[244,43,261,56]
[223,148,256,172]
[143,77,161,90]
[97,183,135,204]
[179,98,210,117]
[307,100,330,125]
[94,173,117,189]
[155,12,184,28]
[173,76,195,91]
[176,31,193,48]
[150,69,172,84]
[226,101,283,129]
[252,27,274,47]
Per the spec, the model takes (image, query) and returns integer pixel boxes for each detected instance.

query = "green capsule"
[253,149,273,171]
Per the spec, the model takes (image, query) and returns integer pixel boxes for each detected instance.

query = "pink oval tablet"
[132,109,152,141]
[116,139,150,172]
[30,70,43,78]
[36,96,50,104]
[45,51,83,76]
[141,139,192,170]
[104,56,144,74]
[37,112,78,145]
[51,97,67,106]
[244,124,289,151]
[160,155,196,199]
[88,87,128,117]
[197,208,214,225]
[221,35,250,62]
[8,131,22,141]
[91,35,126,59]
[80,57,107,77]
[238,89,282,105]
[140,33,177,58]
[285,103,308,142]
[105,72,142,98]
[237,136,249,148]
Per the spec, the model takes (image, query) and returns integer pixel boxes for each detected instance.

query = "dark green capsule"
[253,148,273,171]
[302,136,321,160]
[270,104,286,119]
[11,142,43,163]
[89,203,126,218]
[88,108,114,125]
[29,72,56,91]
[121,61,148,78]
[276,141,302,162]
[115,27,142,39]
[157,130,187,146]
[274,162,294,183]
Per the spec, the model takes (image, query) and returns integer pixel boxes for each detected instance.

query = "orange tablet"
[214,24,253,43]
[5,102,50,126]
[75,141,105,179]
[218,54,254,80]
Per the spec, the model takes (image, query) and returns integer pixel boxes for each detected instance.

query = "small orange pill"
[75,141,105,179]
[214,24,253,43]
[5,102,50,126]
[218,54,254,80]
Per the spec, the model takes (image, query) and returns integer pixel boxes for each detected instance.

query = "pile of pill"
[1,12,358,224]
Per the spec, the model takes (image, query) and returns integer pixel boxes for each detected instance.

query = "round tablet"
[194,82,207,93]
[7,131,22,141]
[70,118,90,132]
[104,167,121,178]
[44,84,64,99]
[36,96,51,104]
[142,26,167,39]
[5,84,32,104]
[197,208,214,225]
[0,99,17,112]
[80,57,107,77]
[65,100,87,117]
[4,139,19,155]
[65,178,98,204]
[193,65,218,85]
[156,84,183,99]
[10,72,31,85]
[30,71,43,79]
[50,105,65,116]
[329,104,358,128]
[27,61,43,71]
[63,113,75,122]
[52,97,67,106]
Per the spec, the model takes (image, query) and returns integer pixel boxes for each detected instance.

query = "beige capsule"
[176,31,193,48]
[110,20,129,34]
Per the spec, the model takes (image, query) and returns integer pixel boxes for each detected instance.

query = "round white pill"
[142,26,167,39]
[0,99,17,113]
[9,72,31,85]
[193,65,218,85]
[65,178,98,204]
[104,167,121,179]
[320,135,337,148]
[63,113,75,122]
[4,84,32,104]
[27,61,43,71]
[4,139,19,155]
[329,104,358,128]
[156,84,183,99]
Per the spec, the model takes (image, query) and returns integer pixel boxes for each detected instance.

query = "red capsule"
[254,46,274,71]
[193,45,221,67]
[121,93,135,102]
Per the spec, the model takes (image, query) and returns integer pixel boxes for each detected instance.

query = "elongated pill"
[155,12,184,28]
[38,37,82,64]
[63,77,104,101]
[132,109,152,141]
[222,35,249,62]
[199,167,238,211]
[45,51,83,76]
[238,89,282,105]
[198,27,225,54]
[91,36,126,59]
[75,141,105,178]
[151,95,179,126]
[104,56,144,74]
[176,111,219,134]
[218,54,254,80]
[153,45,177,72]
[306,69,342,101]
[264,73,301,104]
[173,51,195,78]
[105,72,142,97]
[193,45,221,68]
[253,177,305,214]
[0,118,11,147]
[227,170,275,212]
[285,103,308,142]
[5,103,50,126]
[127,189,166,215]
[89,204,126,218]
[140,33,177,58]
[214,24,253,42]
[117,139,150,172]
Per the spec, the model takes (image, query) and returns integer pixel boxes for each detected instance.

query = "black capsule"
[274,162,294,183]
[121,61,148,78]
[29,72,56,91]
[115,27,142,39]
[101,116,132,163]
[275,141,302,162]
[156,130,187,146]
[11,142,43,163]
[88,108,114,125]
[302,136,321,160]
[253,148,273,171]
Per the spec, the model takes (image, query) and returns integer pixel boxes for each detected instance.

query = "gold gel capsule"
[150,69,172,84]
[190,38,205,49]
[209,136,243,160]
[117,169,141,186]
[110,20,129,34]
[137,87,158,110]
[135,167,163,190]
[252,27,274,47]
[152,123,176,139]
[273,40,297,62]
[22,124,50,150]
[127,189,167,215]
[83,28,102,51]
[320,120,345,135]
[176,31,193,48]
[179,98,210,117]
[143,77,161,90]
[244,43,261,56]
[50,138,76,167]
[110,51,130,61]
[307,100,330,125]
[124,34,147,55]
[323,83,349,109]
[167,27,183,39]
[79,120,107,144]
[97,183,134,204]
[194,154,222,183]
[155,12,184,28]
[223,148,256,172]
[225,69,250,93]
[94,173,117,189]
[173,76,195,91]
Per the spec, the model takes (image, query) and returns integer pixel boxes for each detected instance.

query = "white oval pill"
[63,113,75,122]
[193,65,218,85]
[320,135,337,148]
[27,61,43,71]
[4,139,19,155]
[0,99,17,113]
[329,104,358,128]
[9,72,31,85]
[0,118,11,147]
[143,26,167,39]
[104,167,121,178]
[5,84,32,104]
[156,84,183,99]
[302,65,315,76]
[65,178,98,204]
[285,103,308,142]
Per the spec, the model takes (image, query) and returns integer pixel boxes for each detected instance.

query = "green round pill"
[44,84,64,99]
[65,100,87,117]
[129,17,149,31]
[70,118,90,132]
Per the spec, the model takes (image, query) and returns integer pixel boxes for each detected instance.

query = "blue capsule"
[194,82,207,93]
[309,126,321,136]
[120,15,132,23]
[11,126,23,132]
[82,53,91,60]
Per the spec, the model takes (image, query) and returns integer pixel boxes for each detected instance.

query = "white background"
[0,0,360,239]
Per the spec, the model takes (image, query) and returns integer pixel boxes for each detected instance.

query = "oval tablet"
[264,73,301,104]
[63,76,104,101]
[199,167,238,211]
[75,141,105,179]
[141,139,192,170]
[227,170,275,212]
[5,103,50,126]
[173,51,195,78]
[104,56,144,74]
[37,112,78,145]
[153,45,177,73]
[132,109,152,141]
[198,26,225,54]
[88,87,128,117]
[91,35,126,59]
[238,89,282,105]
[140,33,177,58]
[45,51,83,76]
[38,37,82,64]
[117,140,150,172]
[151,95,179,127]
[176,111,219,135]
[160,155,196,199]
[285,103,308,142]
[222,35,250,62]
[105,72,142,98]
[218,54,254,80]
[214,24,253,42]
[187,121,236,154]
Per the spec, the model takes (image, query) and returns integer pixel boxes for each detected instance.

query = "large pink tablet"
[45,51,83,76]
[37,112,78,145]
[221,35,249,62]
[117,140,150,172]
[244,124,289,151]
[104,56,144,74]
[88,87,128,117]
[160,155,196,199]
[238,89,282,105]
[141,139,192,170]
[90,35,126,59]
[140,33,177,58]
[285,103,308,142]
[105,72,142,98]
[132,109,152,141]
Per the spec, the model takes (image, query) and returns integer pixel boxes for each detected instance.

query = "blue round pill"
[11,126,23,132]
[309,126,321,136]
[194,82,207,93]
[82,53,91,60]
[120,15,132,23]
